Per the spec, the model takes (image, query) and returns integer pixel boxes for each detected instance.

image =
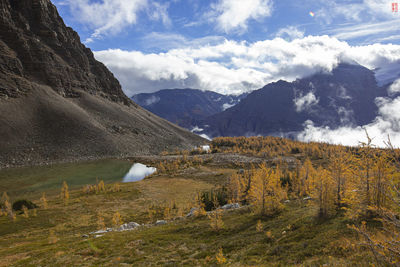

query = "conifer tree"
[227,172,244,203]
[208,196,224,231]
[248,164,287,215]
[60,181,69,205]
[311,167,335,218]
[1,191,9,205]
[40,192,48,209]
[328,149,354,208]
[256,220,263,232]
[215,248,227,264]
[97,180,105,193]
[97,213,106,230]
[4,199,15,221]
[112,211,123,227]
[48,229,58,244]
[22,205,29,218]
[147,206,155,223]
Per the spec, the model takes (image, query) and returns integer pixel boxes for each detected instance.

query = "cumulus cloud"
[294,91,319,112]
[209,0,273,33]
[65,0,170,43]
[297,95,400,147]
[93,35,400,96]
[389,78,400,95]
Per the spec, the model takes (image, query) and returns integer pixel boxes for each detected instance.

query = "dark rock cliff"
[0,0,127,103]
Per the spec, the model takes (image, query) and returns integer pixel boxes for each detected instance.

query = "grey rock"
[127,222,140,228]
[156,220,167,225]
[221,203,240,210]
[117,222,141,231]
[91,229,107,235]
[186,207,198,217]
[81,234,89,238]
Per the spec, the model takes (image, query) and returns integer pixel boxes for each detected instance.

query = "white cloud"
[316,0,396,24]
[389,78,400,94]
[140,33,225,50]
[222,103,235,110]
[144,96,160,106]
[329,20,400,40]
[276,26,304,41]
[94,35,400,96]
[147,2,171,27]
[199,134,212,141]
[297,95,400,147]
[65,0,171,43]
[294,91,319,112]
[191,126,204,133]
[209,0,273,33]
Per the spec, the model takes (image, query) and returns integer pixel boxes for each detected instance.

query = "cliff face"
[0,0,128,103]
[0,0,205,168]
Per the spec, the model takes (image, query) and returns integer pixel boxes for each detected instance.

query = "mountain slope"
[132,89,247,129]
[0,0,205,168]
[202,63,387,137]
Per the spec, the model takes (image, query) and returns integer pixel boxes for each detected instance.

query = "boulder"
[186,207,198,217]
[221,203,240,210]
[156,220,167,225]
[90,229,107,235]
[127,222,140,228]
[117,222,140,231]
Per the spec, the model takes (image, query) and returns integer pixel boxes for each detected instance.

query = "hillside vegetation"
[1,136,400,266]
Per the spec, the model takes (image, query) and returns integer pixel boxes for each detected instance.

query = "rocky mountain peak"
[0,0,130,104]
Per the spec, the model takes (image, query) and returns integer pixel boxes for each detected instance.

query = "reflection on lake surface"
[122,163,157,183]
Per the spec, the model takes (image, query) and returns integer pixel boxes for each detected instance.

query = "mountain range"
[134,63,392,138]
[132,89,247,130]
[0,0,204,168]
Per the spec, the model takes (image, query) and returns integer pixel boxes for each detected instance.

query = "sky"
[53,0,400,96]
[53,0,400,146]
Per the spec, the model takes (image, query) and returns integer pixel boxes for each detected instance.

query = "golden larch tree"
[60,181,69,205]
[248,164,287,216]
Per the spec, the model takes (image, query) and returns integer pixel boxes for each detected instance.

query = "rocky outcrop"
[0,0,205,168]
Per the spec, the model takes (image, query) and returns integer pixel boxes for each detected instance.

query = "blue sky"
[53,0,400,96]
[52,0,400,146]
[55,0,400,51]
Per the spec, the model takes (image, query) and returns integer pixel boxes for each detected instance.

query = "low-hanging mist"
[297,86,400,147]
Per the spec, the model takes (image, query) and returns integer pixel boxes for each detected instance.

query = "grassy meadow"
[1,136,396,266]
